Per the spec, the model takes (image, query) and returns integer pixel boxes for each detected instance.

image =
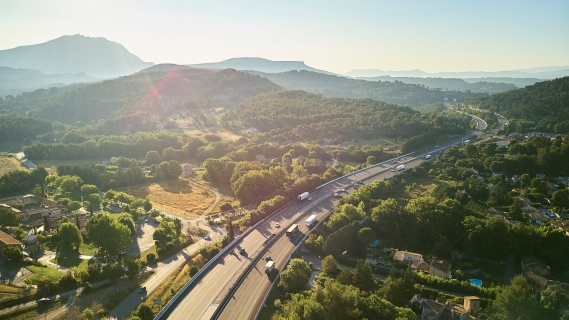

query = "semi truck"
[286,224,299,238]
[396,164,405,171]
[306,214,318,228]
[265,260,275,274]
[297,192,310,203]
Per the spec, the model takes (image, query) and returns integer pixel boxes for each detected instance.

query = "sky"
[1,0,568,74]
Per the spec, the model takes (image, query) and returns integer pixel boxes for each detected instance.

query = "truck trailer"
[306,214,318,228]
[286,224,299,238]
[297,192,310,203]
[265,260,275,274]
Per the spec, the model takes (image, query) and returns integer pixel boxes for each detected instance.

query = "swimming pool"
[469,279,482,287]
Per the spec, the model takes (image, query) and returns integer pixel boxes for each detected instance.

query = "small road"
[0,279,111,317]
[181,177,220,216]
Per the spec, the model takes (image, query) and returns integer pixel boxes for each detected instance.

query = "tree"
[279,258,312,292]
[0,207,20,226]
[226,216,234,241]
[80,184,98,194]
[508,200,525,221]
[366,155,377,166]
[353,260,375,292]
[357,227,376,246]
[322,255,338,275]
[86,214,132,257]
[82,308,94,320]
[124,256,142,279]
[463,143,478,157]
[486,275,541,320]
[117,214,136,236]
[67,201,82,212]
[75,214,81,230]
[3,245,23,262]
[32,184,44,197]
[145,150,161,164]
[305,234,325,253]
[519,174,531,187]
[58,222,83,250]
[541,284,569,320]
[134,302,154,320]
[43,216,50,232]
[336,268,353,285]
[377,269,415,307]
[174,218,182,237]
[551,189,569,209]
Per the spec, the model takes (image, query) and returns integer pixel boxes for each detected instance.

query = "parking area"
[125,218,158,255]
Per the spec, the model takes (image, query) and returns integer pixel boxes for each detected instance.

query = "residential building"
[429,260,452,279]
[413,295,479,320]
[0,230,24,256]
[393,250,424,264]
[552,220,569,236]
[21,234,38,246]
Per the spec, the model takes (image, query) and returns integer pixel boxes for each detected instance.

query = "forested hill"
[246,70,467,108]
[465,76,569,133]
[358,76,519,93]
[0,66,281,124]
[226,90,470,142]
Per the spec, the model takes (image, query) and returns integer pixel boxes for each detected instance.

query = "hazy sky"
[1,0,568,74]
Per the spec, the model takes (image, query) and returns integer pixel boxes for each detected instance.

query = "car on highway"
[308,197,312,201]
[275,223,280,228]
[204,235,211,241]
[37,298,50,304]
[238,247,246,255]
[138,286,147,294]
[341,188,346,192]
[265,256,272,262]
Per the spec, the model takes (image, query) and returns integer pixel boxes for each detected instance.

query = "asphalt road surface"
[165,111,493,320]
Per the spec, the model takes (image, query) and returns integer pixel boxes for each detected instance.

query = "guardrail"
[210,193,334,319]
[154,133,466,319]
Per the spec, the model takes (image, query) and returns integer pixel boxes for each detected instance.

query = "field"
[0,156,29,176]
[24,266,64,285]
[119,179,215,218]
[50,257,90,273]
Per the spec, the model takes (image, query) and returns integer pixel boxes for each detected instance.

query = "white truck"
[297,192,310,203]
[306,214,318,228]
[396,164,405,171]
[265,260,275,274]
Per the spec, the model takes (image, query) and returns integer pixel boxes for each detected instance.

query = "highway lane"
[164,110,494,319]
[219,156,427,320]
[217,114,494,320]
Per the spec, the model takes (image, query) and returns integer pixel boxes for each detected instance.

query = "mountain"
[245,70,466,108]
[0,66,98,97]
[355,76,518,93]
[344,68,569,79]
[0,35,154,78]
[0,64,281,125]
[465,76,569,133]
[189,57,334,74]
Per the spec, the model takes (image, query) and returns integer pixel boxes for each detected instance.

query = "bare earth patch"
[0,157,29,176]
[119,179,215,218]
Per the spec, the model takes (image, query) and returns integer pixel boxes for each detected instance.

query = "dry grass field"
[0,156,29,176]
[119,179,215,218]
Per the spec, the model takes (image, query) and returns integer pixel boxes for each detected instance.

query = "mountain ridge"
[344,67,569,79]
[0,34,154,79]
[188,57,335,75]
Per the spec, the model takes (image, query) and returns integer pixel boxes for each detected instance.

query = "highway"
[162,110,493,320]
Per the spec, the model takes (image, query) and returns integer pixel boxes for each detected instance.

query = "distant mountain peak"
[188,57,334,75]
[0,34,154,78]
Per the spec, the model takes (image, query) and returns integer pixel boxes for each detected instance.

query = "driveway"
[125,219,157,256]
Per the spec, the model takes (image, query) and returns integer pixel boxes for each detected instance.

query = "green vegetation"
[466,76,569,134]
[25,265,64,284]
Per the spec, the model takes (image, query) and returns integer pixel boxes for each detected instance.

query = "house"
[0,230,24,256]
[527,211,546,225]
[256,154,266,161]
[181,163,193,176]
[429,260,452,279]
[393,250,424,264]
[412,260,430,273]
[21,234,37,246]
[487,207,506,216]
[521,205,538,213]
[513,196,533,206]
[413,295,479,320]
[551,220,569,236]
[0,195,67,222]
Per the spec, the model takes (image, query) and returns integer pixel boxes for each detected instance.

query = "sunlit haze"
[1,0,568,74]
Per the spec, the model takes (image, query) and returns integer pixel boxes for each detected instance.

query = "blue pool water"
[469,279,482,287]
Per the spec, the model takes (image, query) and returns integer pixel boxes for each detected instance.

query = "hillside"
[0,66,98,97]
[344,67,569,79]
[465,76,569,133]
[357,76,518,93]
[0,65,281,124]
[246,70,465,108]
[226,90,470,142]
[189,57,333,74]
[0,35,153,78]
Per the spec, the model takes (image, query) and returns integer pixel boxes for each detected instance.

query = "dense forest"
[225,90,470,144]
[0,66,280,124]
[0,117,61,141]
[246,70,468,108]
[361,76,518,93]
[466,76,569,134]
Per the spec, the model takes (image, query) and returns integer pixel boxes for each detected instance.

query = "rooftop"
[0,230,23,246]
